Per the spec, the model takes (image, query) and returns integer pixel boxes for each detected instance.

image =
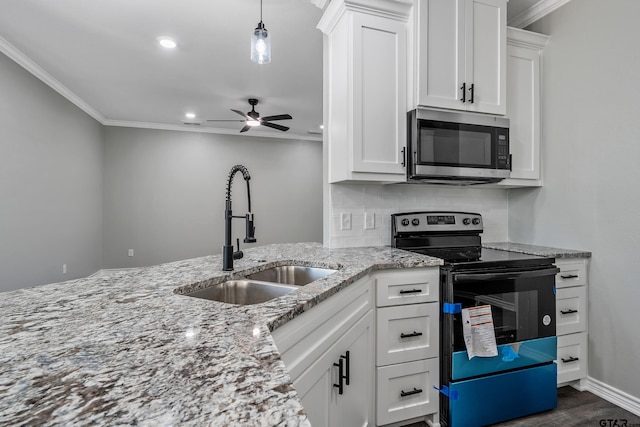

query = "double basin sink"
[185,265,338,305]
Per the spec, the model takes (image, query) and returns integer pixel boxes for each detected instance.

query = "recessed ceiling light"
[185,112,196,119]
[320,124,324,130]
[158,38,177,49]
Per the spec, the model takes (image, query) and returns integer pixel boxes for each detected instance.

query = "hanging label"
[461,305,498,360]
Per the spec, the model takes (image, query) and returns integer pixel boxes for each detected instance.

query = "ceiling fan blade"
[231,109,251,119]
[260,114,292,121]
[239,125,252,133]
[261,121,290,132]
[206,119,246,122]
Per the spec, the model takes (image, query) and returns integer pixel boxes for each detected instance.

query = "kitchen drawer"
[555,259,588,289]
[376,358,439,426]
[557,332,587,384]
[377,303,439,366]
[375,268,439,307]
[556,286,587,336]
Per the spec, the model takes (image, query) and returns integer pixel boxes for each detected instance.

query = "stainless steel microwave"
[407,109,510,185]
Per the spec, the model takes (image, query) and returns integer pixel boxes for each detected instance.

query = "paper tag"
[461,305,498,360]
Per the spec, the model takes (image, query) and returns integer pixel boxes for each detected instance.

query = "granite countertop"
[483,242,592,259]
[0,242,441,426]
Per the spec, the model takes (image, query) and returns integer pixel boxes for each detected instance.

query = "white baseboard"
[585,376,640,417]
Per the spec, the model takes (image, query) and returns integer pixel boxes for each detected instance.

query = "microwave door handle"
[453,267,560,283]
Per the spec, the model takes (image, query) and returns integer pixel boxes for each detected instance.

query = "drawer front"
[375,268,439,307]
[376,358,439,426]
[556,286,587,335]
[557,332,587,384]
[377,303,439,366]
[555,259,587,288]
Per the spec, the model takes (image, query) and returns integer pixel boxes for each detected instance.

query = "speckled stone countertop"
[0,242,441,426]
[483,242,592,259]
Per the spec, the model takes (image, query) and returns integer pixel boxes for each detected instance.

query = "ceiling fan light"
[251,23,271,64]
[247,119,261,127]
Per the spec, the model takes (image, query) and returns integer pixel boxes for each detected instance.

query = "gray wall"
[0,52,104,291]
[510,0,640,399]
[103,127,323,269]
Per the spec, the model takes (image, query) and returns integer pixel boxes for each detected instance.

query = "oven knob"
[472,218,480,225]
[412,218,420,226]
[463,218,471,225]
[401,219,410,226]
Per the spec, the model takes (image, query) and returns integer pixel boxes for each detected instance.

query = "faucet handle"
[233,238,244,260]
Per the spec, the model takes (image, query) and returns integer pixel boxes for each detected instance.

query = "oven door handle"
[453,267,560,283]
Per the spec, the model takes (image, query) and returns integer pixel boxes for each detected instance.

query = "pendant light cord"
[260,0,263,24]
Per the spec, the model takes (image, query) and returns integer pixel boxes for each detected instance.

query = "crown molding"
[103,119,323,141]
[318,0,412,33]
[0,35,106,124]
[507,26,550,49]
[508,0,572,28]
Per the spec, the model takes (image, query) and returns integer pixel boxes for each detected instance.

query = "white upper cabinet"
[414,0,507,115]
[498,27,549,187]
[319,0,411,183]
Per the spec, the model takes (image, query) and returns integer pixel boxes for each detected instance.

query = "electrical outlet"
[128,249,134,257]
[364,212,375,230]
[62,264,67,274]
[340,212,352,230]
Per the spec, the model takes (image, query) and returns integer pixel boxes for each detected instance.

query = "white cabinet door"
[415,0,465,110]
[466,0,506,115]
[498,27,548,187]
[293,311,375,427]
[321,3,409,183]
[351,13,407,178]
[415,0,506,115]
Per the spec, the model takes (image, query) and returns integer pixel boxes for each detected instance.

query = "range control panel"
[392,211,483,233]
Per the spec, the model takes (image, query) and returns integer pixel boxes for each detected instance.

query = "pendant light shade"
[251,0,271,64]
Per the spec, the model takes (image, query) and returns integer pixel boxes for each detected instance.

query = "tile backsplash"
[327,183,509,248]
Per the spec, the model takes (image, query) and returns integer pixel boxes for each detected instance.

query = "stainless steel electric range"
[391,211,559,427]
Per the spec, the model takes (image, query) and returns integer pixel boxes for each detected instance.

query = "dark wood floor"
[403,387,640,427]
[492,386,640,426]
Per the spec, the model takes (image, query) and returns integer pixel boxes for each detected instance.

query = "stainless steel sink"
[185,280,297,305]
[245,265,337,286]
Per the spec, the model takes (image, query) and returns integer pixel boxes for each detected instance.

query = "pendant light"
[251,0,271,64]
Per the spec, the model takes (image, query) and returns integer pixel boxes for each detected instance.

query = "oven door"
[450,266,558,352]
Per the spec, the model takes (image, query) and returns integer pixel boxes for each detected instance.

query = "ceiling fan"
[207,98,292,133]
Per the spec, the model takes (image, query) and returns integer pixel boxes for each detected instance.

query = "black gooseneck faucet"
[223,165,256,271]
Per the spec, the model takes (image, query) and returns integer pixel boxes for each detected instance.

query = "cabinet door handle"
[460,82,466,102]
[400,387,423,397]
[399,288,422,295]
[469,83,474,103]
[560,309,578,315]
[333,358,344,395]
[561,274,579,279]
[561,356,580,363]
[342,351,350,386]
[401,147,406,167]
[400,331,423,339]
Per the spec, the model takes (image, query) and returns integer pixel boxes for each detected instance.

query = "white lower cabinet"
[554,258,589,386]
[557,332,588,385]
[375,268,440,426]
[272,268,441,426]
[295,311,375,427]
[272,276,375,426]
[377,358,440,426]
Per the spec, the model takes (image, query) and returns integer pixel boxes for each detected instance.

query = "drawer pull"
[560,309,578,315]
[400,387,423,397]
[333,358,344,395]
[400,331,423,339]
[399,288,422,295]
[561,356,580,363]
[560,274,579,279]
[333,351,350,395]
